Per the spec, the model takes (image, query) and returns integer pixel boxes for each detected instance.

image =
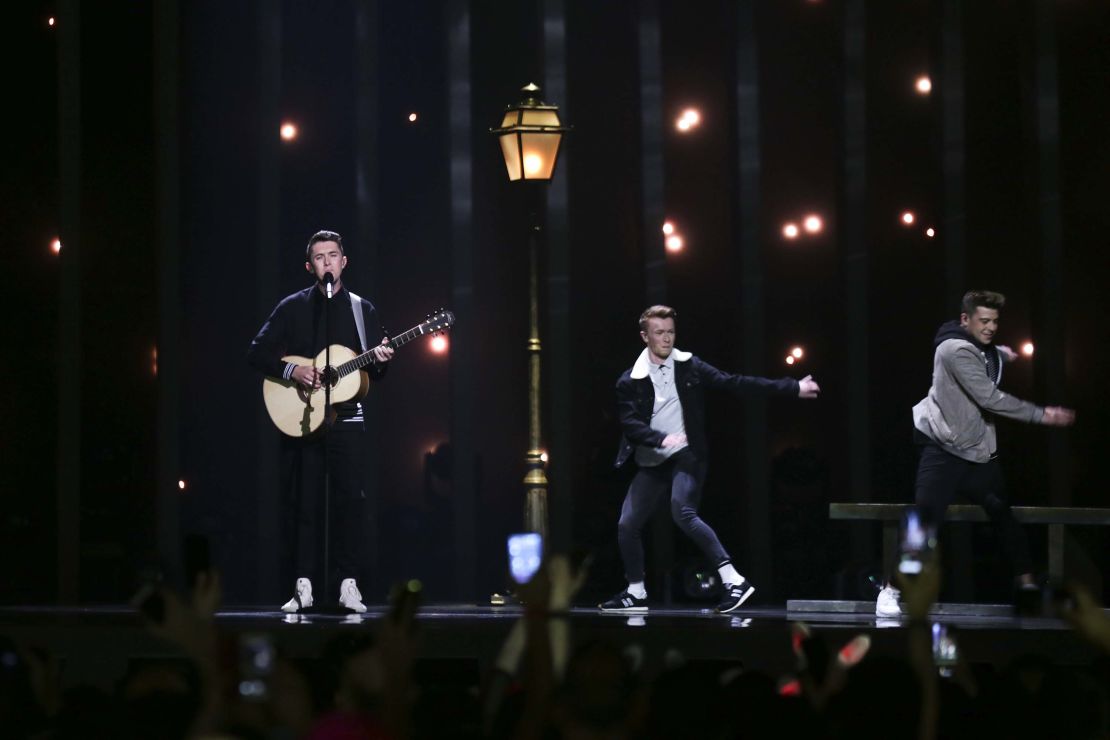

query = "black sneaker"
[716,581,755,613]
[598,590,648,613]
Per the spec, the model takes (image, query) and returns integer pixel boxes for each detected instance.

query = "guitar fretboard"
[335,321,441,377]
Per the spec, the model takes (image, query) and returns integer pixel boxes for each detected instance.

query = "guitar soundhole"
[321,366,339,387]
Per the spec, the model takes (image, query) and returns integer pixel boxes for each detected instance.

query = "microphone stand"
[322,275,333,608]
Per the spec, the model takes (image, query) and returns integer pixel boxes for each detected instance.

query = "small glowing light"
[48,17,56,27]
[803,214,823,234]
[791,346,804,359]
[676,108,701,132]
[915,75,932,94]
[51,238,62,255]
[901,211,915,226]
[178,480,186,491]
[540,451,549,463]
[785,356,796,365]
[408,112,418,122]
[152,346,158,377]
[430,335,448,354]
[662,221,675,235]
[665,234,684,252]
[1021,342,1035,357]
[782,223,800,240]
[280,122,298,141]
[925,227,936,238]
[523,154,543,175]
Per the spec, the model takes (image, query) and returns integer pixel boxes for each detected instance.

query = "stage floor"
[0,602,1094,689]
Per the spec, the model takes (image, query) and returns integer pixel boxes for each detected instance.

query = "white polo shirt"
[633,349,689,466]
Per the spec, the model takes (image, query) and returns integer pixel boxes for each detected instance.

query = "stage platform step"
[786,599,1015,618]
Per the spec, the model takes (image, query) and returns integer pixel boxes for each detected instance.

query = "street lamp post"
[490,83,569,541]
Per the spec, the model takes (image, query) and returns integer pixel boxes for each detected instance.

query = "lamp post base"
[523,450,548,539]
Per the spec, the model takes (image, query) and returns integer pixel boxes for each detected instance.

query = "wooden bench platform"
[830,503,1110,581]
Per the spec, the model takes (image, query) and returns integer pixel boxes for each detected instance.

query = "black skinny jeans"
[914,439,1032,577]
[617,449,730,583]
[280,424,367,590]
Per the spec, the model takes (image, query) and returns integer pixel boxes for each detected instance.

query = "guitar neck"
[336,324,426,377]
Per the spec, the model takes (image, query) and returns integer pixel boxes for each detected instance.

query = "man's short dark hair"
[961,290,1005,317]
[639,305,677,332]
[306,230,344,261]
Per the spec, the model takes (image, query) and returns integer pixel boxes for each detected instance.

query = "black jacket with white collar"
[614,348,799,467]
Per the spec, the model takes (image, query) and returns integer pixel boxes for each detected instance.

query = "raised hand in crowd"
[789,621,872,710]
[897,559,942,740]
[1058,582,1110,654]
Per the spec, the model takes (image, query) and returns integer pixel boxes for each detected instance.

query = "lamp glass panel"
[520,109,561,128]
[499,134,522,181]
[520,132,562,180]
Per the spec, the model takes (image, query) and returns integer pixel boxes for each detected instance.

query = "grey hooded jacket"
[912,329,1044,463]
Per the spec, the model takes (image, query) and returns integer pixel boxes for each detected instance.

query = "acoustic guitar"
[262,309,455,436]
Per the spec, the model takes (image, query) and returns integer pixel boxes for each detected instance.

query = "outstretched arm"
[696,357,810,398]
[946,344,1073,425]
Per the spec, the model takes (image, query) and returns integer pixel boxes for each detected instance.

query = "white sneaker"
[281,577,313,613]
[875,585,901,618]
[339,578,367,613]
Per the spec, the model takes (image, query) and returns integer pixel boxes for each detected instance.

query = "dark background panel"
[3,0,1107,606]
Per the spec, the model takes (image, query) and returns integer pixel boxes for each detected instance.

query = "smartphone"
[238,634,275,702]
[508,532,543,585]
[898,508,936,576]
[931,623,958,676]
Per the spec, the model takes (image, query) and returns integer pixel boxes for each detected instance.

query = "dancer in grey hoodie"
[876,290,1075,617]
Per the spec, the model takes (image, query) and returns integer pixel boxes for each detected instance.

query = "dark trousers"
[280,424,367,590]
[617,449,730,582]
[914,440,1032,577]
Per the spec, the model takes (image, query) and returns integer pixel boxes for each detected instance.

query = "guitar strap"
[349,292,368,352]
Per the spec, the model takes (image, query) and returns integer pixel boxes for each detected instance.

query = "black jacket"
[614,352,799,467]
[247,285,387,416]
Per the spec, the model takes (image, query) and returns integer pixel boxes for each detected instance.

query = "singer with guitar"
[248,230,393,613]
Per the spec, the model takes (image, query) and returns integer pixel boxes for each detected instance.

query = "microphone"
[324,271,334,298]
